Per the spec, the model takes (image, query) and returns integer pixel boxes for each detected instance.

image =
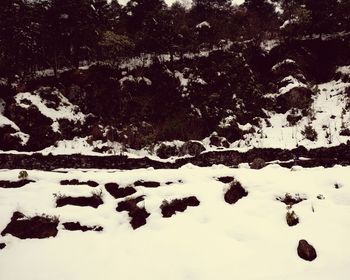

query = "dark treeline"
[0,0,349,82]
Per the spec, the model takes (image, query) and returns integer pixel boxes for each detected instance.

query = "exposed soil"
[134,180,160,188]
[62,222,103,232]
[116,196,150,229]
[1,212,59,239]
[224,181,248,204]
[56,195,103,208]
[160,196,200,218]
[0,179,35,188]
[60,179,98,187]
[217,176,235,184]
[277,193,306,206]
[105,183,136,199]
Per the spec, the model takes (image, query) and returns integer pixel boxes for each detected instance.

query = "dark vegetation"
[0,179,34,188]
[286,211,299,226]
[277,193,306,206]
[116,196,150,229]
[1,211,59,239]
[0,0,348,81]
[63,222,103,232]
[55,191,104,208]
[217,176,235,184]
[105,182,137,199]
[0,0,349,153]
[134,180,161,188]
[60,179,99,187]
[160,196,200,217]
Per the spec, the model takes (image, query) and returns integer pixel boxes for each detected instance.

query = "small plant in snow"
[286,211,299,226]
[302,125,318,141]
[53,192,65,199]
[18,170,28,180]
[91,189,103,199]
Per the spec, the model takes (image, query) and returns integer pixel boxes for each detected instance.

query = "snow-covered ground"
[0,165,350,280]
[15,89,86,132]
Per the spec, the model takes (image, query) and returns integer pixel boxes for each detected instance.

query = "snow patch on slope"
[230,79,350,151]
[15,88,86,132]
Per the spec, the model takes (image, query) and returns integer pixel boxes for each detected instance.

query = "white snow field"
[0,164,350,280]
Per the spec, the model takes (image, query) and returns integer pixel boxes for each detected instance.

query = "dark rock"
[224,181,248,204]
[1,212,59,239]
[250,157,266,169]
[105,183,136,199]
[63,222,103,232]
[134,180,160,188]
[156,143,179,159]
[0,179,35,189]
[222,140,230,148]
[0,243,6,250]
[217,121,243,142]
[209,134,222,147]
[209,134,230,148]
[116,196,150,229]
[0,125,24,151]
[56,194,103,208]
[179,141,206,157]
[37,87,61,109]
[275,87,313,114]
[0,130,24,151]
[297,240,317,261]
[161,196,200,218]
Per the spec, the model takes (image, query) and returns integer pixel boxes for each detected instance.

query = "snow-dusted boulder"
[179,141,205,157]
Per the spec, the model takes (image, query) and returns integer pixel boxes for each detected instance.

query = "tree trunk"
[53,49,58,78]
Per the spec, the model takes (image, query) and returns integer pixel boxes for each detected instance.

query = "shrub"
[286,211,299,226]
[18,170,28,180]
[302,125,318,141]
[340,127,350,136]
[286,112,302,126]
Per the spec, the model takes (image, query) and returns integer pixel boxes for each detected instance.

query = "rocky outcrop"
[179,141,206,157]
